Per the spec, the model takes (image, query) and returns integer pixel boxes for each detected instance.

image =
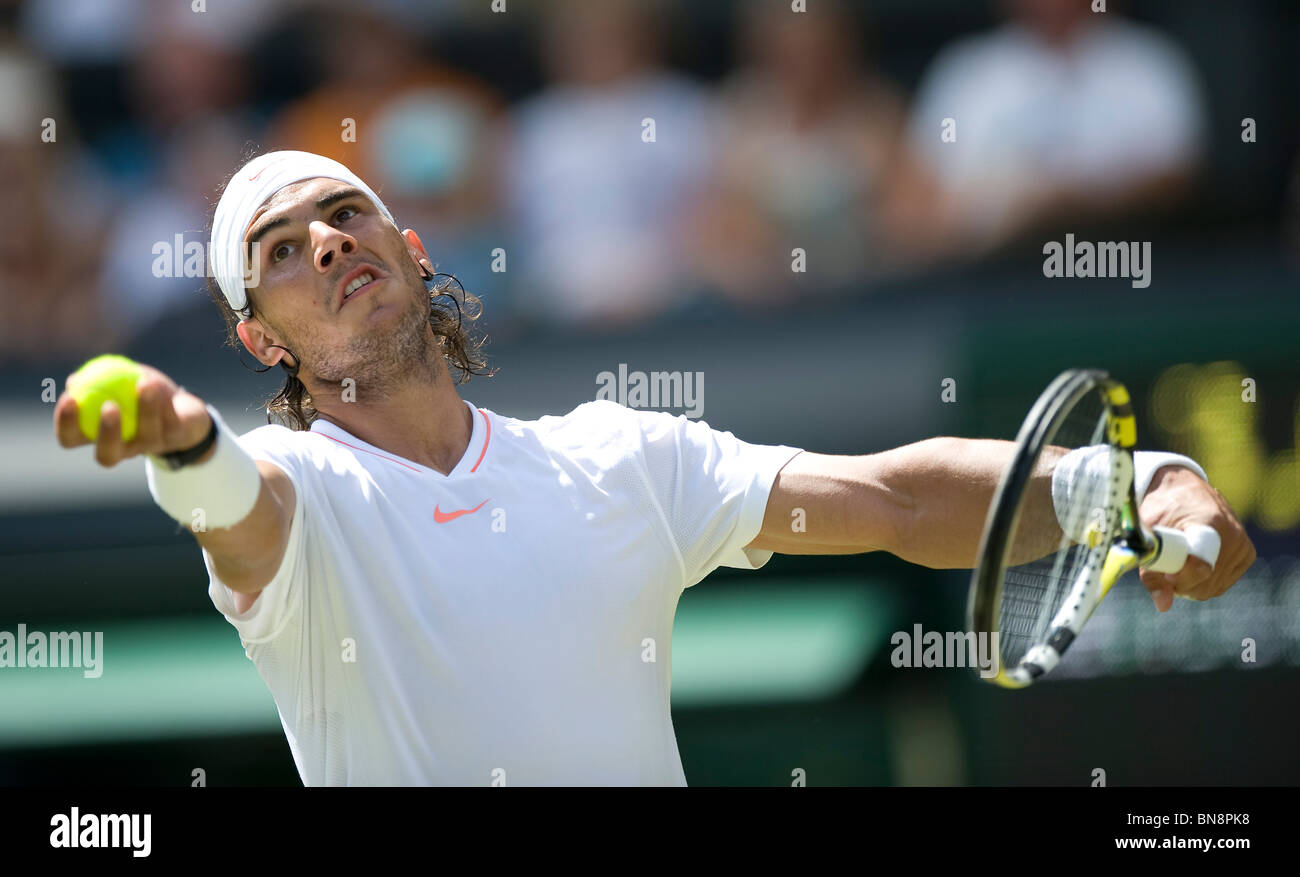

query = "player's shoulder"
[237,421,302,448]
[562,399,688,429]
[232,421,330,466]
[508,399,639,436]
[501,400,683,449]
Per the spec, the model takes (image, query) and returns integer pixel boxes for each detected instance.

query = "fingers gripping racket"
[966,368,1220,688]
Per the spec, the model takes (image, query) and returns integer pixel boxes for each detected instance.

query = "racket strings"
[1000,545,1105,665]
[999,390,1116,669]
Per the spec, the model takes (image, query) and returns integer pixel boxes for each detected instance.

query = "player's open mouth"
[344,274,374,298]
[338,265,385,308]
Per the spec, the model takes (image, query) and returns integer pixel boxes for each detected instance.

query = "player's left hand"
[1138,465,1256,611]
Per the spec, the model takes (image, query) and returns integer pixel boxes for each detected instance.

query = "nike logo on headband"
[248,158,289,181]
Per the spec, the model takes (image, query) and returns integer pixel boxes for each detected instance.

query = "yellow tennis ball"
[67,354,144,442]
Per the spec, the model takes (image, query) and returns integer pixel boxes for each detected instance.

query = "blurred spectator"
[21,0,273,67]
[687,0,909,308]
[65,0,273,184]
[362,86,513,330]
[502,0,714,330]
[894,0,1207,258]
[263,1,453,185]
[263,1,512,324]
[96,115,252,342]
[0,45,113,363]
[20,0,147,66]
[91,3,265,343]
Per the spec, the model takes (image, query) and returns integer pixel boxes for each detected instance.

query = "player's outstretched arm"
[53,363,295,595]
[746,438,1058,568]
[747,438,1253,596]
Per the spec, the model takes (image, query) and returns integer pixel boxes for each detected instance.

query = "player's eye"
[271,242,294,263]
[334,206,358,223]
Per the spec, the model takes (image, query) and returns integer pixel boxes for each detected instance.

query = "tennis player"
[53,151,1254,786]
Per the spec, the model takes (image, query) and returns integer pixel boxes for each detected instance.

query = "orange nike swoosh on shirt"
[433,498,491,524]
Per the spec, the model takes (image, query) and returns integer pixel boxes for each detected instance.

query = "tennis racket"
[967,368,1220,688]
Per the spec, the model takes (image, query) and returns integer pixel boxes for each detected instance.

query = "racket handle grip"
[1145,524,1221,574]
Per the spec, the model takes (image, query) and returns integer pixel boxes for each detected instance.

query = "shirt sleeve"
[203,423,310,645]
[592,402,803,588]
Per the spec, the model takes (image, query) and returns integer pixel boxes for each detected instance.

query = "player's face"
[240,177,437,392]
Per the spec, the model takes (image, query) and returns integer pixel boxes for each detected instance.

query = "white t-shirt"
[908,19,1206,227]
[203,398,802,786]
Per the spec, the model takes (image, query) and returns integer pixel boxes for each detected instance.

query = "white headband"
[210,150,396,316]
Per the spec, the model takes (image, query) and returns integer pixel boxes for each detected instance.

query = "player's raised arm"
[746,438,1051,567]
[747,438,1253,594]
[53,360,294,595]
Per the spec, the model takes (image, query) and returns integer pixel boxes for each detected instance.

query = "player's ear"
[235,319,284,368]
[402,229,434,278]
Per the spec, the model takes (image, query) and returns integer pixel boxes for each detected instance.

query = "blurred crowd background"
[2,0,1299,785]
[2,0,1297,359]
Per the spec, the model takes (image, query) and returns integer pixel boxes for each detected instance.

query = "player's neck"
[311,365,473,476]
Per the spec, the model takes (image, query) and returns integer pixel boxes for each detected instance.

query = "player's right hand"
[1137,465,1256,609]
[54,364,214,468]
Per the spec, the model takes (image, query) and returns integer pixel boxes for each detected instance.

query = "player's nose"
[311,220,357,273]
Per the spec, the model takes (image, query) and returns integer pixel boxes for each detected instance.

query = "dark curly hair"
[204,165,492,431]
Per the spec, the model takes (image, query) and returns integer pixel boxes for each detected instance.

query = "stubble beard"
[298,275,442,400]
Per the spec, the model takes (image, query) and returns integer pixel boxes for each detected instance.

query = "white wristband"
[1051,447,1208,542]
[1050,445,1127,542]
[1132,451,1207,504]
[145,404,261,531]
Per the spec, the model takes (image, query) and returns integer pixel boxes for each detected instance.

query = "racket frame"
[967,369,1156,688]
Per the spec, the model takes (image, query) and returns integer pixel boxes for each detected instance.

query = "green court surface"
[0,577,900,749]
